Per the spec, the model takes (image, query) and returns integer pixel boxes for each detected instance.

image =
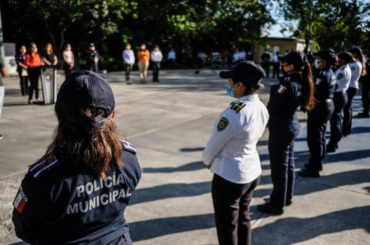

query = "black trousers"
[360,76,370,114]
[152,62,160,82]
[343,87,357,136]
[261,63,270,78]
[268,129,299,208]
[212,174,260,245]
[28,67,41,100]
[88,64,99,73]
[307,100,334,171]
[18,74,29,96]
[124,64,133,82]
[329,92,347,147]
[272,63,280,78]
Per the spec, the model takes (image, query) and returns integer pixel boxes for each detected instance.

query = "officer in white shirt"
[122,43,135,84]
[151,45,163,82]
[327,52,352,152]
[343,47,364,135]
[203,61,269,245]
[167,48,176,69]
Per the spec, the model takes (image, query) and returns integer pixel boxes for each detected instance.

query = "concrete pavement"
[0,70,369,244]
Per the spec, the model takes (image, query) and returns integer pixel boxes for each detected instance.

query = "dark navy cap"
[56,70,115,120]
[280,51,308,67]
[317,49,336,65]
[219,61,265,87]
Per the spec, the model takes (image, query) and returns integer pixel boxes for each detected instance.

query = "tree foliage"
[2,0,273,67]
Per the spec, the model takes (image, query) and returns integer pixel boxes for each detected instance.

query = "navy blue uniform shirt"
[12,140,141,245]
[314,68,336,102]
[268,73,302,132]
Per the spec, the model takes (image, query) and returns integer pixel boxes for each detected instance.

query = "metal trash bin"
[41,67,57,104]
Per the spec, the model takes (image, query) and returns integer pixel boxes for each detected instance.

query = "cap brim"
[219,70,233,79]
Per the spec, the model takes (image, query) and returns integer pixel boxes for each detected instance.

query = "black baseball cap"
[317,49,336,65]
[56,70,115,122]
[280,51,308,67]
[219,61,265,87]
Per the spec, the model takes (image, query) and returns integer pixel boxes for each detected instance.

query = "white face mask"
[314,59,320,69]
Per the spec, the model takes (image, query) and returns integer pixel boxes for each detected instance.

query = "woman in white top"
[327,52,353,152]
[343,47,365,136]
[203,61,268,245]
[122,43,135,84]
[62,43,74,77]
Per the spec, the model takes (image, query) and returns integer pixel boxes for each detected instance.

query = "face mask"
[226,84,235,98]
[314,59,320,69]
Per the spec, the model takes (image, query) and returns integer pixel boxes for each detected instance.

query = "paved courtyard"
[0,70,369,244]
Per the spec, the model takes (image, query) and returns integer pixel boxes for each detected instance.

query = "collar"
[234,94,259,103]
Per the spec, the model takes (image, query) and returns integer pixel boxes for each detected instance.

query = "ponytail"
[301,63,315,112]
[360,54,367,76]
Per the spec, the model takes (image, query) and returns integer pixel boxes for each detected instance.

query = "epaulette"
[121,139,137,154]
[28,159,60,178]
[230,101,246,113]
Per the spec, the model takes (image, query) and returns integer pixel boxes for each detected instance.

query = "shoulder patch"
[13,186,28,214]
[277,84,287,94]
[337,72,344,80]
[121,139,137,154]
[230,102,246,113]
[217,117,229,131]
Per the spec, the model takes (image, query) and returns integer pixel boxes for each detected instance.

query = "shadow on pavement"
[130,181,210,205]
[179,147,205,152]
[143,161,204,173]
[252,206,370,245]
[130,213,214,242]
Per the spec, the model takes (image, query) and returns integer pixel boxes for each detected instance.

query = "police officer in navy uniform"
[258,51,315,214]
[203,61,269,245]
[327,52,353,152]
[300,49,336,177]
[12,70,141,244]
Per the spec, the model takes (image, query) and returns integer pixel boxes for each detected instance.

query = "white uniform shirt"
[349,60,362,89]
[335,64,351,93]
[123,50,135,65]
[151,50,163,62]
[167,50,176,60]
[202,94,269,184]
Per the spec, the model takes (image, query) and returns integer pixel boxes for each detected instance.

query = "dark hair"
[40,107,123,178]
[300,63,315,112]
[350,47,367,76]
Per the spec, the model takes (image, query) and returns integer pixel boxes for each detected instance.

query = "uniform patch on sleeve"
[337,72,344,80]
[13,186,28,214]
[217,117,229,131]
[121,139,137,154]
[277,85,287,94]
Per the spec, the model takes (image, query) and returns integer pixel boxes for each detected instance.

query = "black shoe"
[304,163,322,171]
[299,168,320,177]
[257,203,283,215]
[0,134,3,140]
[286,200,292,206]
[326,144,337,153]
[356,112,370,118]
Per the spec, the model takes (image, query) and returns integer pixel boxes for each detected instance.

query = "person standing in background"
[151,45,163,82]
[0,57,7,140]
[167,48,176,69]
[15,45,29,96]
[42,43,58,68]
[122,43,135,85]
[272,51,280,78]
[326,52,352,153]
[25,43,43,104]
[85,43,99,72]
[137,44,150,83]
[300,49,336,177]
[62,43,75,77]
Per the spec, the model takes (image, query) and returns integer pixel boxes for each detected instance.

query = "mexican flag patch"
[277,85,287,94]
[13,186,28,213]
